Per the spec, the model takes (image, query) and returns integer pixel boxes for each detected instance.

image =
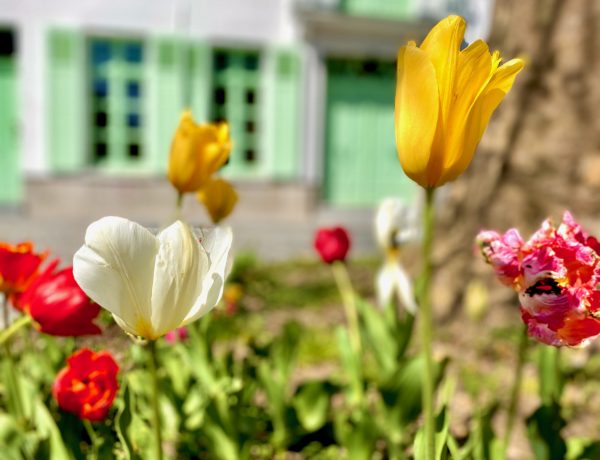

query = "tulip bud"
[314,227,351,264]
[197,177,238,224]
[167,111,232,194]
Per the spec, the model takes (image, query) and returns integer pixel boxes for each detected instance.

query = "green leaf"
[32,398,71,460]
[161,347,191,398]
[333,412,377,460]
[0,413,29,460]
[526,402,567,460]
[293,381,331,432]
[182,390,208,431]
[335,327,363,405]
[573,440,600,460]
[413,405,450,460]
[271,321,302,381]
[355,299,397,378]
[2,354,32,421]
[471,404,503,460]
[203,423,239,460]
[115,383,134,460]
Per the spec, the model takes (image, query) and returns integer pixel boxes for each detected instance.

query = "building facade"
[0,0,492,208]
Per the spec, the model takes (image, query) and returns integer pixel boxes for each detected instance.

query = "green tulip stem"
[148,340,164,460]
[331,261,362,357]
[2,297,8,331]
[0,315,32,346]
[0,299,30,424]
[174,192,185,221]
[419,187,436,460]
[503,324,528,454]
[83,419,99,460]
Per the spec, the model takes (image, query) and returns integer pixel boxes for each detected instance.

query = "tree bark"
[435,0,600,318]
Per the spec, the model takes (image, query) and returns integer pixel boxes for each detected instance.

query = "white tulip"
[73,216,232,339]
[374,198,417,314]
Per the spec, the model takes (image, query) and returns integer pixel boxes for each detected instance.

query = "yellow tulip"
[395,15,524,188]
[197,177,239,224]
[167,111,232,194]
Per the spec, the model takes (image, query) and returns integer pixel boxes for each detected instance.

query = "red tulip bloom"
[314,227,351,264]
[16,260,102,336]
[53,349,119,422]
[0,241,47,295]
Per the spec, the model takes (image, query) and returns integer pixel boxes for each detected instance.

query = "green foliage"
[1,255,597,459]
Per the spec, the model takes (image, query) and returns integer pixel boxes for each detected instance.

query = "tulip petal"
[448,57,523,181]
[442,88,505,183]
[488,58,526,93]
[376,262,416,314]
[376,264,395,309]
[420,15,466,125]
[150,221,207,338]
[73,216,158,337]
[442,40,493,175]
[183,226,233,324]
[395,43,439,186]
[394,263,417,314]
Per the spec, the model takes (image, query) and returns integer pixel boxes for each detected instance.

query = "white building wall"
[0,0,492,177]
[0,0,298,174]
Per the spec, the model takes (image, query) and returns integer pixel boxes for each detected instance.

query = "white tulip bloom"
[374,198,417,314]
[73,216,232,339]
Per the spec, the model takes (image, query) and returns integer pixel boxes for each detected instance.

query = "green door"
[0,29,20,205]
[325,58,416,207]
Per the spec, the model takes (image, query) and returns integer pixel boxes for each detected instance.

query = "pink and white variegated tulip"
[477,212,600,347]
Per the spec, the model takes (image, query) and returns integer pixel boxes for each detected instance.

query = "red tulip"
[53,349,119,422]
[314,227,351,264]
[0,241,47,295]
[15,260,101,336]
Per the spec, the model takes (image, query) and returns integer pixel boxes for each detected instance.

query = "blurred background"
[0,0,492,261]
[3,2,600,454]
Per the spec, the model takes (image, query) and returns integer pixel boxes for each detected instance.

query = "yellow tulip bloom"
[395,15,524,188]
[197,177,239,224]
[167,111,232,194]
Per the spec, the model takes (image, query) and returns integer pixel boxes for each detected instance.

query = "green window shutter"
[145,36,188,173]
[47,28,86,172]
[342,0,413,20]
[211,49,262,179]
[88,39,146,173]
[0,44,21,204]
[189,41,212,122]
[263,48,301,179]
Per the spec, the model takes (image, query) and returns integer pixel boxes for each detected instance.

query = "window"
[211,49,261,171]
[89,38,144,166]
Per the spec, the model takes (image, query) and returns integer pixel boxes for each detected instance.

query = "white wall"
[0,0,298,174]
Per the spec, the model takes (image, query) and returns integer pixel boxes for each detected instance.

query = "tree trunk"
[435,0,600,318]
